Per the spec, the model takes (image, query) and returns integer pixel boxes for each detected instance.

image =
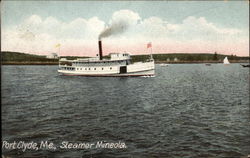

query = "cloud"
[1,10,248,56]
[19,30,36,41]
[128,15,242,41]
[24,14,42,26]
[178,16,242,40]
[111,9,141,26]
[99,10,141,40]
[18,15,105,39]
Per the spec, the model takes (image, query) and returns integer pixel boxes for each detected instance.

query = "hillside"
[1,51,58,62]
[131,53,249,63]
[1,51,249,65]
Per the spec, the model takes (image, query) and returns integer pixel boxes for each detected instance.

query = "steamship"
[57,41,155,76]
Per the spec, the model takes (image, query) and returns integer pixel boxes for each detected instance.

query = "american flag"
[147,42,152,48]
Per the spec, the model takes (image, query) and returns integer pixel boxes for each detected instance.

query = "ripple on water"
[1,64,250,157]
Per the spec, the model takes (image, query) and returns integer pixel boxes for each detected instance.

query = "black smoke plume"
[98,20,129,40]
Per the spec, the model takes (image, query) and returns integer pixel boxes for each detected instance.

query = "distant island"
[1,51,249,65]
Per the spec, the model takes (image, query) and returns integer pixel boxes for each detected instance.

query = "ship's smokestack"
[98,40,103,60]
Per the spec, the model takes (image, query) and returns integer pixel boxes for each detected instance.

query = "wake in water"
[140,75,155,78]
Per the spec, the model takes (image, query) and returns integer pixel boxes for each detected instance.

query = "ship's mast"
[147,42,153,60]
[150,44,153,60]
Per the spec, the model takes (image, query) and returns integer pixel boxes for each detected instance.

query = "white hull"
[160,64,169,67]
[58,69,155,77]
[58,61,155,77]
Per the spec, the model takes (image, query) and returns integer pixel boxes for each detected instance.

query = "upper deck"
[59,53,131,67]
[60,53,131,62]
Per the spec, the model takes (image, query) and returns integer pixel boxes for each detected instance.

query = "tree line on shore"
[1,51,58,62]
[131,52,249,63]
[1,51,249,64]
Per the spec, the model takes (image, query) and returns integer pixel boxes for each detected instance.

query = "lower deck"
[58,61,155,76]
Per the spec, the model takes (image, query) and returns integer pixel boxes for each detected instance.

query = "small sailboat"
[223,57,230,65]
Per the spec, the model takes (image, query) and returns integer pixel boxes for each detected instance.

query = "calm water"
[2,64,250,158]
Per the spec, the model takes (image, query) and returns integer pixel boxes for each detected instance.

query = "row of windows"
[61,67,75,70]
[73,60,126,65]
[75,67,113,71]
[113,54,129,57]
[60,66,117,71]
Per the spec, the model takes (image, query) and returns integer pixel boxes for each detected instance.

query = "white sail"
[223,57,230,64]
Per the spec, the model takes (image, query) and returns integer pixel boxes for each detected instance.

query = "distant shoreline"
[2,51,249,65]
[155,60,249,64]
[1,62,59,65]
[1,60,249,65]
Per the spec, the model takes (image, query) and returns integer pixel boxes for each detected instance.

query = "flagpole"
[150,42,153,60]
[57,44,61,66]
[59,46,60,57]
[151,45,152,55]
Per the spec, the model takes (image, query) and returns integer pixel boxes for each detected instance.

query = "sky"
[1,0,249,57]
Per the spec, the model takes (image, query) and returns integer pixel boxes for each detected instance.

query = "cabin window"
[102,68,104,70]
[94,68,96,70]
[89,68,91,70]
[85,68,87,70]
[110,67,112,70]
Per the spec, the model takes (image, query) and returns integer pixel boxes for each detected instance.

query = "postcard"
[1,0,249,157]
